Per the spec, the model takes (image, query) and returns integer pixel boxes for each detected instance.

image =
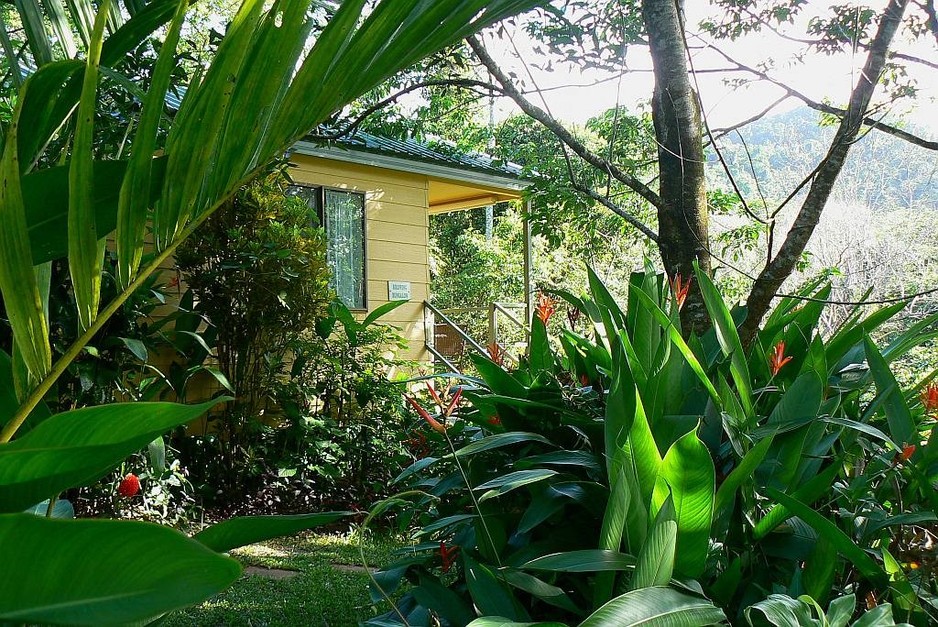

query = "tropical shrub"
[367,264,936,626]
[0,0,540,622]
[173,167,332,489]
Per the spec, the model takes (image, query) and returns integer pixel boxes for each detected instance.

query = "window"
[288,185,366,309]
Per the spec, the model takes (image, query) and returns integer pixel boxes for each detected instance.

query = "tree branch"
[570,183,659,242]
[467,35,664,209]
[740,0,912,346]
[705,44,938,152]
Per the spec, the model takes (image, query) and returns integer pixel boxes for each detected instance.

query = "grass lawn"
[163,531,403,626]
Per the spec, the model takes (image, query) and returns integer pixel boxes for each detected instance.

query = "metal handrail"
[493,301,528,336]
[423,300,490,358]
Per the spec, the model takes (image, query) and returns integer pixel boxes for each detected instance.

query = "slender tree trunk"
[643,0,711,333]
[739,0,910,347]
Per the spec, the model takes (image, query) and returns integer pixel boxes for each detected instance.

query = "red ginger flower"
[487,415,502,427]
[535,292,558,325]
[440,541,460,573]
[488,342,506,367]
[118,473,140,497]
[769,341,793,376]
[896,443,916,464]
[921,383,938,416]
[405,395,446,434]
[669,273,692,310]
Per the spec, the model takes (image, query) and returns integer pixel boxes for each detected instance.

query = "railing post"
[488,302,497,351]
[523,198,534,325]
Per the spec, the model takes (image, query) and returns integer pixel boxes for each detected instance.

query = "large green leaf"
[630,504,677,590]
[521,550,636,573]
[454,432,553,459]
[0,399,224,512]
[0,72,53,397]
[767,489,886,585]
[695,267,753,417]
[652,428,714,578]
[116,0,188,288]
[464,553,529,621]
[23,158,166,265]
[476,469,558,502]
[864,336,915,450]
[192,512,351,553]
[68,0,110,333]
[578,587,726,626]
[0,514,240,625]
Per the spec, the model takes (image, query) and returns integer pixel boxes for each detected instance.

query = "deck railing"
[423,301,528,372]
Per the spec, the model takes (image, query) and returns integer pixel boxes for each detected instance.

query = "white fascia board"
[291,141,528,192]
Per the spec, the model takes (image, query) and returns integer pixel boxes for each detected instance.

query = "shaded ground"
[163,532,402,626]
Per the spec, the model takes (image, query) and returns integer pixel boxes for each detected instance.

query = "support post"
[523,199,534,325]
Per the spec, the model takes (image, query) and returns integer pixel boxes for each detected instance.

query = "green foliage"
[173,168,332,483]
[367,265,937,626]
[0,0,539,620]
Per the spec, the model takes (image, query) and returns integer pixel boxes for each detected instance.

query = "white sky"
[481,1,938,131]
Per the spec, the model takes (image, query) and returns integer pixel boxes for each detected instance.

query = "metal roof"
[294,130,528,191]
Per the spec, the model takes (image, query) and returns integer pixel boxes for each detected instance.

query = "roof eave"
[291,141,529,193]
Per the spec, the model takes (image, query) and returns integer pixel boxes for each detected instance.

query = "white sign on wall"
[388,281,412,301]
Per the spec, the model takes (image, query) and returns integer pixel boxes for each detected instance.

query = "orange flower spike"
[439,541,460,573]
[425,382,444,409]
[769,341,793,376]
[487,342,505,367]
[535,292,558,325]
[900,444,916,463]
[670,274,692,310]
[405,395,446,434]
[921,383,938,415]
[444,388,463,418]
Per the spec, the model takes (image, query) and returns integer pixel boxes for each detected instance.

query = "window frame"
[289,183,368,312]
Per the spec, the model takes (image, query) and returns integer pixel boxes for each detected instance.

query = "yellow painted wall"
[288,154,430,361]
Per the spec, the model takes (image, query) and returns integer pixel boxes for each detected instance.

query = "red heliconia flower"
[440,541,460,573]
[444,388,462,418]
[425,382,444,409]
[488,342,506,367]
[405,431,431,458]
[118,473,140,497]
[897,443,916,464]
[487,415,502,427]
[579,374,590,387]
[535,292,558,325]
[405,395,446,434]
[669,274,692,310]
[769,341,793,376]
[920,383,938,416]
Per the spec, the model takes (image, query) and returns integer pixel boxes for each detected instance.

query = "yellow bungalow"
[283,132,532,364]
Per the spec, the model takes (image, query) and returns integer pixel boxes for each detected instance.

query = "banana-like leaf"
[192,511,351,553]
[0,399,225,512]
[13,0,53,65]
[579,586,726,627]
[454,432,553,458]
[0,514,240,625]
[864,336,915,451]
[631,506,677,590]
[69,0,110,332]
[521,550,636,573]
[476,469,558,502]
[0,78,53,391]
[694,266,753,417]
[464,553,530,621]
[652,428,714,579]
[713,433,774,537]
[767,488,886,585]
[116,0,188,288]
[40,0,79,57]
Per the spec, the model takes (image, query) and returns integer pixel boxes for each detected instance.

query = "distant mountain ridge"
[713,107,938,211]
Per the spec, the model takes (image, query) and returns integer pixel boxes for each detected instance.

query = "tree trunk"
[643,0,711,333]
[739,0,910,347]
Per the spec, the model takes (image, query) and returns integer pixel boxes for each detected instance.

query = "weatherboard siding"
[289,153,430,361]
